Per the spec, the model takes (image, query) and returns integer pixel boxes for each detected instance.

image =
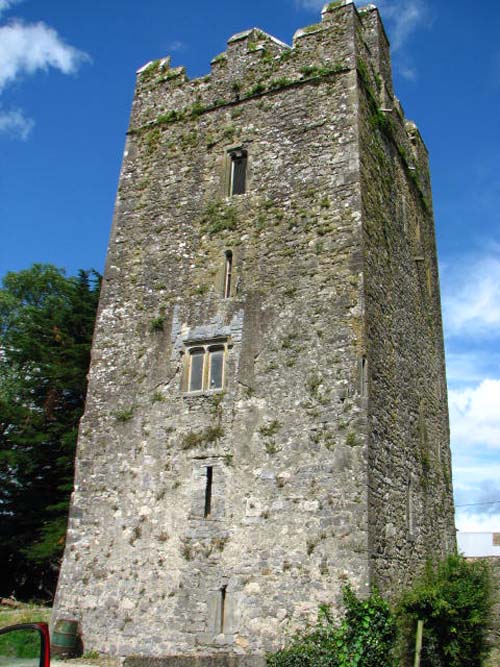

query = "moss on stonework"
[130,65,348,136]
[157,109,185,126]
[140,60,161,83]
[269,77,295,90]
[258,420,281,438]
[302,23,323,34]
[149,316,165,332]
[212,52,227,65]
[158,69,185,84]
[144,128,161,153]
[201,201,238,235]
[247,82,266,97]
[181,425,224,450]
[114,407,135,423]
[326,1,343,9]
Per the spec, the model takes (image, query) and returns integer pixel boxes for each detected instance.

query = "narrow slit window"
[220,585,227,633]
[407,478,415,539]
[204,466,213,518]
[189,349,204,392]
[360,356,368,397]
[208,348,224,389]
[223,250,233,298]
[229,150,247,195]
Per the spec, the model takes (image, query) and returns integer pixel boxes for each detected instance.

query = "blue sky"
[1,0,499,535]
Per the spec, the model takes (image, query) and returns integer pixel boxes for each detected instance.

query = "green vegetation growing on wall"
[149,316,165,332]
[130,64,348,137]
[181,425,224,450]
[201,201,238,235]
[268,555,493,667]
[357,57,431,213]
[140,60,161,83]
[267,586,396,667]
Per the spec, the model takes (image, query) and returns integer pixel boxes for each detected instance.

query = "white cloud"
[295,0,325,10]
[0,0,22,19]
[442,253,500,338]
[168,40,185,52]
[449,379,500,449]
[377,0,430,52]
[397,62,417,81]
[456,512,500,532]
[0,20,90,92]
[0,107,33,139]
[0,12,90,139]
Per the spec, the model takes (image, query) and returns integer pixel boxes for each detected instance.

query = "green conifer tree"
[0,264,100,600]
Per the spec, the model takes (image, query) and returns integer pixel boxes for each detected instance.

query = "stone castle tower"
[53,1,455,662]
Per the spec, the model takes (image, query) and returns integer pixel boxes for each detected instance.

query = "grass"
[0,605,51,626]
[0,627,41,658]
[0,604,51,659]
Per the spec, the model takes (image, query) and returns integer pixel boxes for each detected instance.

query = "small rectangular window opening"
[223,250,233,298]
[230,150,247,195]
[186,344,226,393]
[204,466,213,518]
[220,585,227,633]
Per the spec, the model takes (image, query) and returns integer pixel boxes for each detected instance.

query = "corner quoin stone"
[52,2,456,663]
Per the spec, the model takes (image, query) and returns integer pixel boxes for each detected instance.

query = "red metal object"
[35,622,51,667]
[0,622,51,667]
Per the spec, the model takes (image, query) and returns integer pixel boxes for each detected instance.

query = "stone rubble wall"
[481,557,500,667]
[355,7,455,591]
[52,2,455,663]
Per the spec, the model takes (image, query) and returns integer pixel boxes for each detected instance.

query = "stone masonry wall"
[54,2,370,660]
[52,1,455,662]
[482,557,500,667]
[356,6,455,591]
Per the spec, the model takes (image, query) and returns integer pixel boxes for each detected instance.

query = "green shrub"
[337,586,396,667]
[397,554,492,667]
[267,586,395,667]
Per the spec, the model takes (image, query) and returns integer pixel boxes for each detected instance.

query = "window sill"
[183,388,224,398]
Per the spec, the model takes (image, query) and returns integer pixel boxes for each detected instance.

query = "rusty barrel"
[51,619,80,658]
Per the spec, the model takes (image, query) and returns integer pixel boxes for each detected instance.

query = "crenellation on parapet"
[227,27,290,51]
[130,1,360,133]
[136,56,170,75]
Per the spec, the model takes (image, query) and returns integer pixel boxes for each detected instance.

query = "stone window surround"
[223,143,249,197]
[223,249,233,299]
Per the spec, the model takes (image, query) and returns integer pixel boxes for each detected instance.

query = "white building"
[457,532,500,558]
